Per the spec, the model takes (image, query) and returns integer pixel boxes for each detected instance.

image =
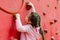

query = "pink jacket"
[15,14,40,40]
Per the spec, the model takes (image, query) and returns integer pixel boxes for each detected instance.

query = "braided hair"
[29,12,45,40]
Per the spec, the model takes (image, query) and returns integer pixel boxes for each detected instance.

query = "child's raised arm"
[15,14,29,32]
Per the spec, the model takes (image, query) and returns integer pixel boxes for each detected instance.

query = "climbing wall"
[0,0,23,40]
[0,0,60,40]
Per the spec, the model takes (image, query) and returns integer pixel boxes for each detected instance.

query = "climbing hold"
[57,0,60,1]
[43,12,46,16]
[54,19,57,23]
[55,31,58,35]
[50,22,53,25]
[47,4,50,7]
[13,15,16,20]
[51,36,55,40]
[26,2,32,10]
[44,29,48,34]
[57,0,60,4]
[54,7,57,9]
[37,0,40,1]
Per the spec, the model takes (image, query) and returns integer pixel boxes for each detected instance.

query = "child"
[11,2,44,40]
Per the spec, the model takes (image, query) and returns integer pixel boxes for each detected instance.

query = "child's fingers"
[28,2,34,7]
[16,14,20,18]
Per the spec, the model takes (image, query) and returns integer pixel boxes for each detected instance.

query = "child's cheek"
[25,17,28,23]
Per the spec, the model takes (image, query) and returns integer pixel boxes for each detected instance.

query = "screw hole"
[54,7,57,9]
[50,22,53,25]
[44,29,48,34]
[43,12,46,16]
[54,20,57,23]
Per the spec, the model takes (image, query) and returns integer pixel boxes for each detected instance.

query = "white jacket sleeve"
[15,14,28,32]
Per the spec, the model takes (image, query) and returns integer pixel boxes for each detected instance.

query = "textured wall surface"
[0,0,60,40]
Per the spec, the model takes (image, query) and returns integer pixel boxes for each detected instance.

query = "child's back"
[20,24,40,40]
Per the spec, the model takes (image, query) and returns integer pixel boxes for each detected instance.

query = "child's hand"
[27,2,34,7]
[13,13,20,20]
[15,13,20,19]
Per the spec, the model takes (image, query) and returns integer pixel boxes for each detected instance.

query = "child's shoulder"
[23,24,31,26]
[36,27,40,30]
[23,24,32,28]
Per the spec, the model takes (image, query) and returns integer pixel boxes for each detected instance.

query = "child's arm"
[15,14,28,32]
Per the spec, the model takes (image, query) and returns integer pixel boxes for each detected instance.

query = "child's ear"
[28,20,31,24]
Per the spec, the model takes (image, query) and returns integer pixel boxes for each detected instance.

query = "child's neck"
[27,23,31,25]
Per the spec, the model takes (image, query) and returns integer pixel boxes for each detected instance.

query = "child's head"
[25,12,40,28]
[25,12,45,40]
